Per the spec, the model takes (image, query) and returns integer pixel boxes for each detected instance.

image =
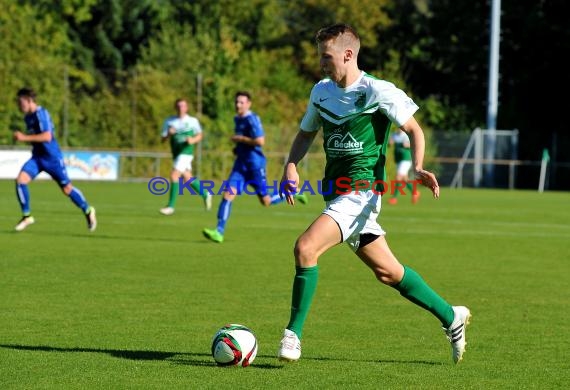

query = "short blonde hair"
[316,24,360,55]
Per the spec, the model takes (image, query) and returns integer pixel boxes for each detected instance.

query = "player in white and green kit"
[159,98,211,215]
[388,128,420,204]
[277,24,470,364]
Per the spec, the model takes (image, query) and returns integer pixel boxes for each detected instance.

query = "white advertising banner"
[0,150,120,180]
[0,151,37,179]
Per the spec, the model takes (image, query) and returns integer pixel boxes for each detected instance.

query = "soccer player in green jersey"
[277,24,471,364]
[388,128,420,204]
[159,98,211,215]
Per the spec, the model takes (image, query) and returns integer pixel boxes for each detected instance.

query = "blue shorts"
[21,157,71,187]
[226,164,269,197]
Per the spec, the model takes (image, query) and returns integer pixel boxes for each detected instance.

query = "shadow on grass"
[5,229,205,244]
[297,355,443,366]
[65,233,213,245]
[0,343,191,361]
[0,344,441,367]
[0,344,283,369]
[170,357,281,369]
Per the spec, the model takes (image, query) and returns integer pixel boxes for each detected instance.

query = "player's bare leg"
[278,214,341,361]
[357,236,470,363]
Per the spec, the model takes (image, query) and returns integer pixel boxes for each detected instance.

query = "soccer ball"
[211,323,258,367]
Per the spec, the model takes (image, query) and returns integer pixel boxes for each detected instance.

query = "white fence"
[1,133,565,190]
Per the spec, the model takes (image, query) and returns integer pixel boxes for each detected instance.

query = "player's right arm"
[281,130,317,205]
[231,113,265,146]
[13,130,52,143]
[231,134,264,146]
[161,118,173,142]
[14,109,53,143]
[281,85,321,204]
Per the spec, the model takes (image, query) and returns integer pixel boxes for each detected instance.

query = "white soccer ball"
[211,324,258,367]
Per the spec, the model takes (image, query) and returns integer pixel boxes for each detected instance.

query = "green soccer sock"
[168,182,179,208]
[392,181,403,198]
[393,265,454,328]
[190,178,206,198]
[286,265,319,339]
[406,181,415,194]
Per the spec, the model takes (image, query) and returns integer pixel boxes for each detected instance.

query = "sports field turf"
[1,180,568,389]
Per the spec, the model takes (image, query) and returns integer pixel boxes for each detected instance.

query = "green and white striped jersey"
[162,114,202,158]
[391,130,413,163]
[300,71,418,200]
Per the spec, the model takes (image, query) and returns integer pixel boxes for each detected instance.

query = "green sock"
[286,265,319,339]
[168,182,179,208]
[393,181,406,198]
[190,178,205,198]
[406,181,415,194]
[393,265,454,327]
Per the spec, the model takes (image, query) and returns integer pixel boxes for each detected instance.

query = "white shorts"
[173,154,194,173]
[323,190,386,252]
[396,160,412,176]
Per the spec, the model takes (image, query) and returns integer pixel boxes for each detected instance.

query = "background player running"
[12,87,97,232]
[203,91,307,243]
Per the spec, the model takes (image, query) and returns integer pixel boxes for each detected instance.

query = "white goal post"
[450,128,519,189]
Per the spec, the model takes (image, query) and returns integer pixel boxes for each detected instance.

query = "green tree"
[25,0,167,82]
[0,0,75,145]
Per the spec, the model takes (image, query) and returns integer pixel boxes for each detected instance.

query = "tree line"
[1,0,568,187]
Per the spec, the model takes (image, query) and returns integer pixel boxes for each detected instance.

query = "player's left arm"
[187,131,203,144]
[401,116,439,198]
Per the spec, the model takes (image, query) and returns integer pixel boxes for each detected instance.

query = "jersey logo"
[326,132,364,156]
[354,92,366,109]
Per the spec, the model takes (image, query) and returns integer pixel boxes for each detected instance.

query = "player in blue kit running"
[202,91,307,243]
[12,87,97,232]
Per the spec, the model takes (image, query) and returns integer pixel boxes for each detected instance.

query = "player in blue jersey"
[12,87,97,232]
[202,91,307,243]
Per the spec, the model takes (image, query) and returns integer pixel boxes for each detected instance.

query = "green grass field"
[1,180,569,389]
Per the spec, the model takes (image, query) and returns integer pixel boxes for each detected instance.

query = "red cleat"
[412,191,421,204]
[388,197,398,205]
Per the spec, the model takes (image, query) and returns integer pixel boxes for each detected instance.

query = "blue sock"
[270,193,285,205]
[69,187,89,212]
[16,183,31,215]
[216,199,232,234]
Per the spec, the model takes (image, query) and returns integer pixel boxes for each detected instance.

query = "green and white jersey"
[300,71,419,200]
[391,130,412,163]
[162,114,202,158]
